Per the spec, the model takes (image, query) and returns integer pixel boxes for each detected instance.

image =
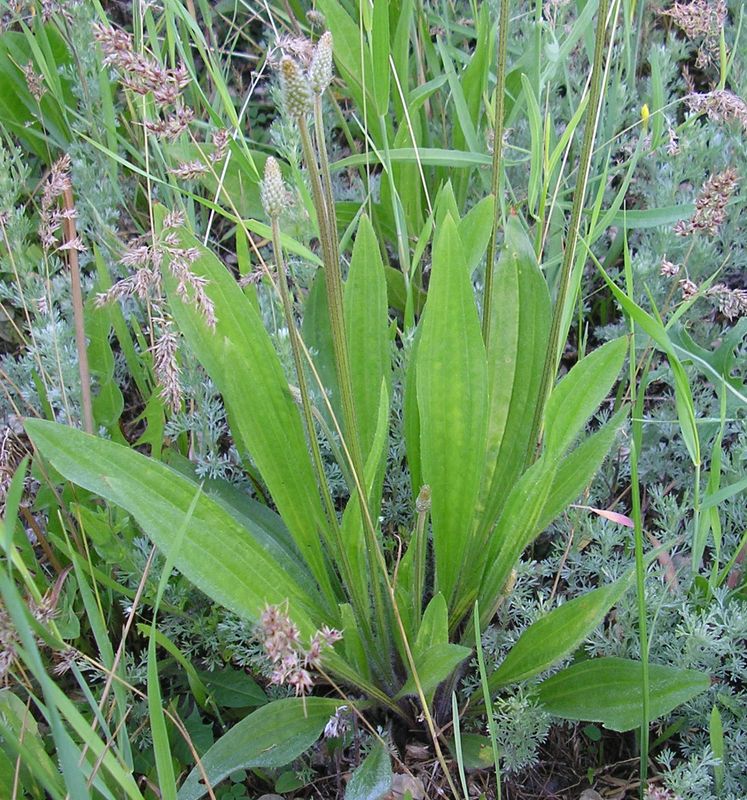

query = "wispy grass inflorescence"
[21,62,45,101]
[38,154,81,252]
[257,603,341,697]
[93,22,193,140]
[0,573,67,679]
[96,211,215,331]
[96,211,216,411]
[93,23,190,104]
[660,258,681,277]
[674,167,738,237]
[662,0,727,68]
[210,128,229,162]
[151,321,182,412]
[687,89,747,131]
[169,160,208,180]
[707,284,747,319]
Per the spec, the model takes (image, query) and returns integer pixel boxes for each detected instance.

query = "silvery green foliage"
[539,429,747,799]
[491,688,552,773]
[542,4,747,793]
[0,144,84,425]
[381,339,414,533]
[0,2,122,429]
[163,362,247,485]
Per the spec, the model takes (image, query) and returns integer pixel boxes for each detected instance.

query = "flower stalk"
[280,49,392,664]
[481,0,510,348]
[526,0,614,462]
[263,159,371,632]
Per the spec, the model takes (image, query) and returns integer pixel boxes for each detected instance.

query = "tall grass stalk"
[61,186,94,434]
[481,0,510,347]
[296,117,363,478]
[269,201,372,635]
[527,0,615,459]
[623,230,651,798]
[474,602,502,800]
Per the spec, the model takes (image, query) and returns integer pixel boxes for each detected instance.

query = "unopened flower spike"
[261,157,289,219]
[280,56,313,118]
[309,32,334,95]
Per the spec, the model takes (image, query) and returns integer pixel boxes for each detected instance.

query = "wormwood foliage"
[2,0,743,797]
[24,179,706,800]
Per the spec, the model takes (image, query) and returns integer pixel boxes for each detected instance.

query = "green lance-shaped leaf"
[477,217,550,542]
[458,195,495,276]
[597,264,700,466]
[403,325,423,498]
[159,211,336,606]
[370,0,390,116]
[477,456,557,627]
[537,657,710,732]
[489,574,633,690]
[302,270,341,427]
[345,741,393,800]
[395,643,472,699]
[344,214,391,456]
[395,593,469,700]
[24,420,326,636]
[537,408,626,532]
[416,215,488,604]
[178,698,342,800]
[415,593,449,653]
[543,337,627,458]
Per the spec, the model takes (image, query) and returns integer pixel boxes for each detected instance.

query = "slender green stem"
[298,116,364,479]
[295,338,395,688]
[388,581,465,800]
[693,461,701,577]
[298,114,394,673]
[412,487,430,631]
[474,602,502,800]
[270,217,371,630]
[526,0,613,462]
[481,0,510,347]
[625,237,650,799]
[452,693,470,800]
[314,97,339,264]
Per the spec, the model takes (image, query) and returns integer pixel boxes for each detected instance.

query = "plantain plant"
[21,9,711,798]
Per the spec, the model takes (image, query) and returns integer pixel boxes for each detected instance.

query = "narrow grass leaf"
[597,265,700,465]
[710,705,725,793]
[332,148,492,170]
[537,410,625,531]
[521,74,543,215]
